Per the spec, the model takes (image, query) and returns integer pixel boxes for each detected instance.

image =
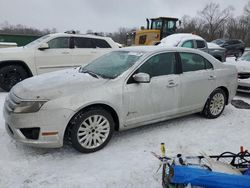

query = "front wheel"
[0,65,28,91]
[202,88,226,119]
[70,108,115,153]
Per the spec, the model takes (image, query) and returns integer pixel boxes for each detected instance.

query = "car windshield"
[239,52,250,61]
[80,51,144,79]
[25,35,51,48]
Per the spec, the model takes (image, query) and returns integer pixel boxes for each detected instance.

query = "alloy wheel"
[77,115,110,149]
[209,93,225,116]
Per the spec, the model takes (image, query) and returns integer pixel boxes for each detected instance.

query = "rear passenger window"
[196,40,206,49]
[180,53,213,72]
[138,52,176,77]
[92,39,111,48]
[182,40,194,48]
[74,37,94,48]
[48,37,70,48]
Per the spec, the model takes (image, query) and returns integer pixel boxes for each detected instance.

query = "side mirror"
[133,73,150,83]
[38,43,49,50]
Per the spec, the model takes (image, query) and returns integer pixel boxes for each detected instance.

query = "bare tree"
[106,27,136,45]
[0,21,57,35]
[244,1,250,15]
[178,15,206,36]
[198,3,234,41]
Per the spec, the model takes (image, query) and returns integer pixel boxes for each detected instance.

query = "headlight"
[14,101,48,113]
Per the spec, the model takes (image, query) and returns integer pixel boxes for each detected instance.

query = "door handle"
[167,81,178,88]
[62,52,70,54]
[208,75,216,80]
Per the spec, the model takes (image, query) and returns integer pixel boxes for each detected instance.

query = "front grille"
[238,85,250,91]
[20,128,40,140]
[4,92,21,113]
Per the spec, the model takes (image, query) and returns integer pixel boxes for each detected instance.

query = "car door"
[35,37,73,74]
[178,52,215,112]
[71,37,112,67]
[123,52,181,126]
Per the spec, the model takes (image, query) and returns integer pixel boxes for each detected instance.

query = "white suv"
[0,33,119,91]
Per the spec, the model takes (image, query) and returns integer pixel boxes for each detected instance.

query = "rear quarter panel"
[214,64,238,103]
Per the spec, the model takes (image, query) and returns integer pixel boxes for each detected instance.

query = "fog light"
[20,128,40,140]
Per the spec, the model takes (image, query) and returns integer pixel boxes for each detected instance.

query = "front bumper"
[237,78,250,93]
[4,104,74,148]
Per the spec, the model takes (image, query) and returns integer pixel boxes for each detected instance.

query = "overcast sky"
[0,0,248,33]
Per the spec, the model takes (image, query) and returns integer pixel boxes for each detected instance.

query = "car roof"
[159,33,205,47]
[115,46,223,69]
[117,46,205,54]
[47,32,112,40]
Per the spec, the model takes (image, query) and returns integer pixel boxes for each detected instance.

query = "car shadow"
[111,113,199,142]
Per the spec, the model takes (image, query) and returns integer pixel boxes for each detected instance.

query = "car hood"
[12,68,110,100]
[0,46,32,60]
[0,46,26,53]
[226,60,250,73]
[236,61,250,72]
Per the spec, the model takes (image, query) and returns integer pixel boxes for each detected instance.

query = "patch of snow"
[225,57,237,64]
[0,92,250,187]
[158,33,204,47]
[115,42,123,48]
[0,42,17,48]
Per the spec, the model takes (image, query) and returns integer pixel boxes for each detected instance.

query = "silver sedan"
[4,46,237,153]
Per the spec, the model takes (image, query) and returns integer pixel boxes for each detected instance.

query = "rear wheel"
[0,65,28,91]
[70,108,114,153]
[202,88,226,119]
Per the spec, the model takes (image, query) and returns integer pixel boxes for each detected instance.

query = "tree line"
[1,1,250,46]
[178,1,250,46]
[0,21,57,36]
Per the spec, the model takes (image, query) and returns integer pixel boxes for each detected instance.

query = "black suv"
[212,39,245,57]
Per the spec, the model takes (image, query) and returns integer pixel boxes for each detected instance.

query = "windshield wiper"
[96,73,113,79]
[81,69,99,79]
[80,67,114,79]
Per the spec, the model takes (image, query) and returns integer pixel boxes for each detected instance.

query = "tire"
[238,50,243,57]
[70,108,115,153]
[239,49,244,57]
[0,65,28,92]
[202,88,226,119]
